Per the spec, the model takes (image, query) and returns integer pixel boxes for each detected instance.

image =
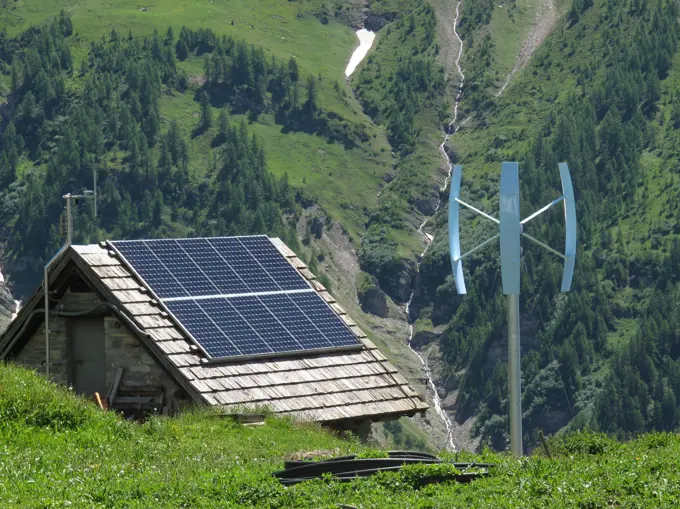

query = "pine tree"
[218,109,228,136]
[672,98,680,128]
[165,26,174,46]
[287,57,299,83]
[152,194,163,227]
[303,75,318,124]
[198,91,212,132]
[10,58,20,94]
[213,109,229,145]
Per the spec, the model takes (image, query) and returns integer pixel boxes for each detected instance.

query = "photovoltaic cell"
[165,293,360,359]
[110,241,189,298]
[110,235,362,360]
[111,236,309,298]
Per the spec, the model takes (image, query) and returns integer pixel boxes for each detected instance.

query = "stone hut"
[0,237,427,433]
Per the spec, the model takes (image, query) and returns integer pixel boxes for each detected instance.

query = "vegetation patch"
[2,364,680,507]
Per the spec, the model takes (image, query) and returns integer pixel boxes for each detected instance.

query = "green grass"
[157,86,392,243]
[2,0,353,79]
[3,364,680,507]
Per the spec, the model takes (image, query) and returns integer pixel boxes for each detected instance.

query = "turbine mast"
[449,162,577,456]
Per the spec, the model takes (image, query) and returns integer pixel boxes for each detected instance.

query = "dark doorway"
[70,317,106,395]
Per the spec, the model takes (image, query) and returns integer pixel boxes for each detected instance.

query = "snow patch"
[345,29,376,77]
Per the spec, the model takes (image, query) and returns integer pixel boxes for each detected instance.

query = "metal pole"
[507,292,522,457]
[93,167,97,218]
[44,266,49,378]
[66,195,73,246]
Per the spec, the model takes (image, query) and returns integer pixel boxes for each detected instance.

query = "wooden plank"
[289,257,307,269]
[206,363,397,390]
[349,325,366,339]
[167,353,201,368]
[310,280,326,291]
[369,349,387,361]
[178,367,196,381]
[330,303,346,315]
[148,327,184,341]
[107,368,124,406]
[136,314,175,329]
[156,340,192,355]
[123,302,159,316]
[204,378,226,391]
[359,337,377,349]
[91,265,130,279]
[80,253,121,267]
[115,396,153,404]
[189,379,211,393]
[318,291,336,303]
[112,289,150,304]
[269,237,296,258]
[299,268,316,280]
[101,277,140,291]
[340,314,357,327]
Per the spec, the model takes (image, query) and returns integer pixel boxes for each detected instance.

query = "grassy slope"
[1,0,394,243]
[2,364,680,507]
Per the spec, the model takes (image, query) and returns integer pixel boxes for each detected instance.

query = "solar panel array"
[109,236,362,360]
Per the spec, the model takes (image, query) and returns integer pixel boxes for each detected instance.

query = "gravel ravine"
[496,0,558,96]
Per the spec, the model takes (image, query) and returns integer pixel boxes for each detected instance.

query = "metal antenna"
[448,162,577,457]
[44,188,98,378]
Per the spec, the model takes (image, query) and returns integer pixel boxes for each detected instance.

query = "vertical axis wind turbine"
[448,162,576,457]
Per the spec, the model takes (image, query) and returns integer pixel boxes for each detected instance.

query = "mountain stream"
[404,0,466,451]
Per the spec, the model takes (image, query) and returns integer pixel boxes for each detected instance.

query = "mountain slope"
[0,3,397,294]
[408,0,680,449]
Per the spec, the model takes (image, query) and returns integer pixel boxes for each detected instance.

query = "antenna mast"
[449,162,577,456]
[44,185,98,379]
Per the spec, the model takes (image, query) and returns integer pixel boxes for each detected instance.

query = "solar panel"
[111,236,310,298]
[109,236,362,360]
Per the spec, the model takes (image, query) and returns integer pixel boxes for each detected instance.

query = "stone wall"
[15,315,69,385]
[14,289,187,411]
[103,316,186,410]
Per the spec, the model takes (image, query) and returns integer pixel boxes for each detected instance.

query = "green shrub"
[552,430,619,456]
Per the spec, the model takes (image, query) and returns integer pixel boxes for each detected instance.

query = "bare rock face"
[356,271,388,317]
[359,286,388,317]
[386,257,417,303]
[412,188,440,217]
[364,11,396,32]
[409,329,439,349]
[0,283,15,333]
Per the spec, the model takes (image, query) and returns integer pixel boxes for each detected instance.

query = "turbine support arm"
[456,234,500,261]
[521,195,565,225]
[455,198,500,224]
[520,232,567,260]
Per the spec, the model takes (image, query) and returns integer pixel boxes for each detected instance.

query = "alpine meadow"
[2,0,680,506]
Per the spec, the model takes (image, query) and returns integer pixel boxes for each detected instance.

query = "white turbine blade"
[448,165,466,294]
[559,162,577,291]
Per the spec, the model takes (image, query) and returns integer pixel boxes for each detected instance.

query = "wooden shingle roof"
[66,239,427,422]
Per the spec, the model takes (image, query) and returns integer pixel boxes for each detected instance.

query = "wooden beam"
[107,368,124,406]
